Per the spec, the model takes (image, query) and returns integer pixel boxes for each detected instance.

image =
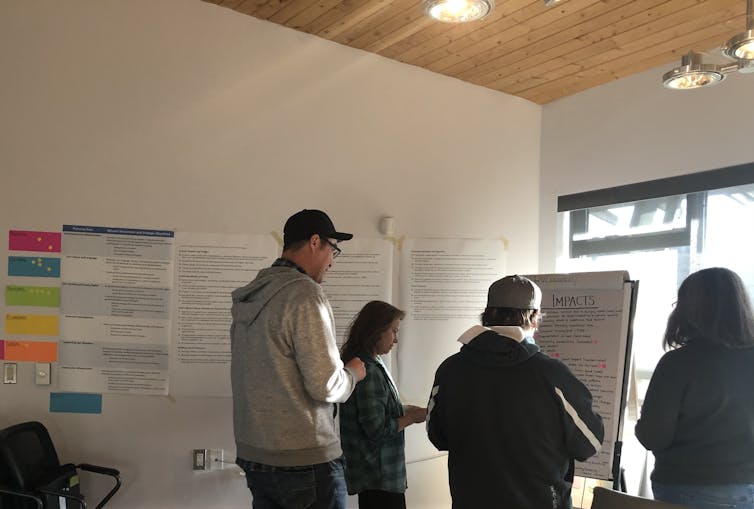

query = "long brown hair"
[341,301,405,361]
[664,267,754,349]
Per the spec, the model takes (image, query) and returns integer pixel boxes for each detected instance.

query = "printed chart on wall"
[321,238,393,348]
[58,225,174,395]
[397,238,506,462]
[526,271,638,482]
[169,232,278,397]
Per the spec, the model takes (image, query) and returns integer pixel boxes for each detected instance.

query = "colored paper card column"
[8,256,61,278]
[0,340,5,360]
[9,230,62,253]
[3,341,57,362]
[5,286,61,307]
[5,314,59,336]
[50,393,102,414]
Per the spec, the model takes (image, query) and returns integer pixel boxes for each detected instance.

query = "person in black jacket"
[426,275,604,509]
[635,267,754,509]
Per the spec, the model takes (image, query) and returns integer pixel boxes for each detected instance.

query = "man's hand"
[345,357,366,382]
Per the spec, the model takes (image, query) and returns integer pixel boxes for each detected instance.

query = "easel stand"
[611,440,624,491]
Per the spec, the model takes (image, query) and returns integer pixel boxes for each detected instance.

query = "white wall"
[0,1,541,507]
[539,61,754,272]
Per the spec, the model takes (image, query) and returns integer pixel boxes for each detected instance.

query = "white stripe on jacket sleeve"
[426,385,439,431]
[554,387,602,454]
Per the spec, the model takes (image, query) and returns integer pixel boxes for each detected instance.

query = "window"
[557,166,754,399]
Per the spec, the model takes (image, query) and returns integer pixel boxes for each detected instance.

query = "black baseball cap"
[283,209,353,245]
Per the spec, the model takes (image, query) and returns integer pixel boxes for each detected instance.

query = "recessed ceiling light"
[424,0,494,23]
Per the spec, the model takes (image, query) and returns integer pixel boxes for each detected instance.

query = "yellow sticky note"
[5,314,59,336]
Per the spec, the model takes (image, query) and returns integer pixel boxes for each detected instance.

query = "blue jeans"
[653,482,754,509]
[237,457,347,509]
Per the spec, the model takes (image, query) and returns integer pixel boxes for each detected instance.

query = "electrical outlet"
[209,449,224,470]
[192,449,208,471]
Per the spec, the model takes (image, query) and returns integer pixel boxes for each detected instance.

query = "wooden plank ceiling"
[204,0,749,104]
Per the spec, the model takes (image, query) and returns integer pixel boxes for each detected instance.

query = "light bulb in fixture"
[724,29,754,60]
[424,0,494,23]
[662,51,725,89]
[543,0,564,6]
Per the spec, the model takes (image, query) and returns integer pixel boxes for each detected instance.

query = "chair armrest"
[78,463,120,478]
[76,463,122,509]
[0,484,44,509]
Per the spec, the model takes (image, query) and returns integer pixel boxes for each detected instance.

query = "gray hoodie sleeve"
[286,283,356,403]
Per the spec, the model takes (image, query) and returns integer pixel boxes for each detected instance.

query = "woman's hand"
[404,405,428,424]
[397,405,428,431]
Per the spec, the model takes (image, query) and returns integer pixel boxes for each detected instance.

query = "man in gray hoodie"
[231,209,366,509]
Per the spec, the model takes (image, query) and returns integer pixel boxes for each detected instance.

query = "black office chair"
[0,421,121,509]
[0,454,42,509]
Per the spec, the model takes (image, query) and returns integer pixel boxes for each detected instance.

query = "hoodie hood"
[457,325,539,368]
[231,266,312,326]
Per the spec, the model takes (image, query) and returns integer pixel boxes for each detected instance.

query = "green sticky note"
[5,285,60,307]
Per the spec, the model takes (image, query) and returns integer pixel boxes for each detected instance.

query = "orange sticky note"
[3,340,57,362]
[5,314,59,336]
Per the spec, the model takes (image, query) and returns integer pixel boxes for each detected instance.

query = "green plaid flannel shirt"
[339,355,407,495]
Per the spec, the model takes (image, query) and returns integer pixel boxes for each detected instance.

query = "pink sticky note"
[9,230,62,253]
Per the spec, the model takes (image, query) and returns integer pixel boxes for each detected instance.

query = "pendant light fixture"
[423,0,494,23]
[663,0,754,89]
[662,51,726,89]
[724,0,754,60]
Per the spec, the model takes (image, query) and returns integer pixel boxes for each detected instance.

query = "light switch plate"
[3,363,17,384]
[193,449,208,471]
[35,363,51,385]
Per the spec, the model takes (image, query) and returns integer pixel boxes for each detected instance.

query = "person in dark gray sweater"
[636,267,754,509]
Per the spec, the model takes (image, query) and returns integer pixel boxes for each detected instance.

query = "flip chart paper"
[59,225,174,395]
[321,237,394,347]
[527,271,633,481]
[169,232,277,397]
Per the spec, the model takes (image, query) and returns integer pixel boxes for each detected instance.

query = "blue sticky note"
[49,393,102,414]
[8,256,61,278]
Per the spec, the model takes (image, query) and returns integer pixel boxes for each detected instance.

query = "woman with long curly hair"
[636,267,754,508]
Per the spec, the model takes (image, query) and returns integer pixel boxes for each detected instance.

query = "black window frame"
[559,163,754,259]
